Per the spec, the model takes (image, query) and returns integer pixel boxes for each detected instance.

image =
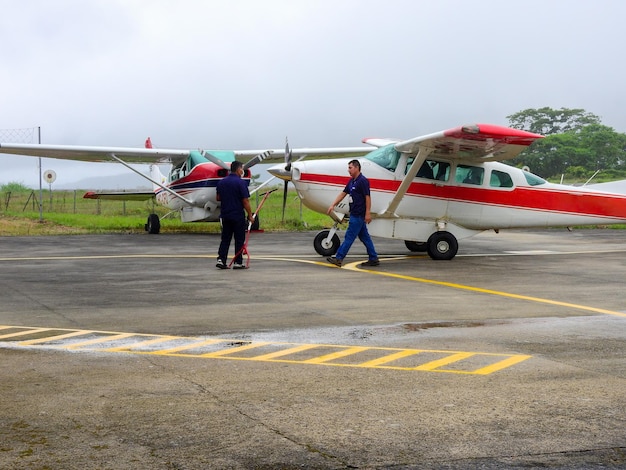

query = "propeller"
[243,150,273,171]
[282,138,293,222]
[199,149,230,170]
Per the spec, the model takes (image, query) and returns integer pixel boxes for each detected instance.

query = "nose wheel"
[313,229,340,256]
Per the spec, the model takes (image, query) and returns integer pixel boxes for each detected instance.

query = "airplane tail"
[586,180,626,195]
[149,164,167,192]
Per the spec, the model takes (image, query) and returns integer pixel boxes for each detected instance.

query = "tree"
[507,107,626,178]
[507,107,601,135]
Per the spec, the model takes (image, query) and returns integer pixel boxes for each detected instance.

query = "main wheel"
[404,240,427,252]
[145,213,161,234]
[313,230,340,256]
[426,231,458,260]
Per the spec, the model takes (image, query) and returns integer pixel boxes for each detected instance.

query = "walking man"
[326,159,379,267]
[216,161,254,269]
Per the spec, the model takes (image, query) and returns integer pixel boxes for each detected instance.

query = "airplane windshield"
[365,144,401,172]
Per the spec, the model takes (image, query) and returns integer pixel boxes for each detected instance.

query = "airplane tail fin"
[145,137,153,149]
[149,164,167,191]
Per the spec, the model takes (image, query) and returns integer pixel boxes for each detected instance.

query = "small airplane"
[0,138,370,233]
[268,123,626,261]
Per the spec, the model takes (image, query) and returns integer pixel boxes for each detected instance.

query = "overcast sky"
[1,0,625,188]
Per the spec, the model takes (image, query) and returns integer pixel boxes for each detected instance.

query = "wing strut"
[108,154,193,205]
[378,147,434,218]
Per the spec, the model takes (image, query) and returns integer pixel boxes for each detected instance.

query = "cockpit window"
[523,171,547,186]
[456,165,484,185]
[365,144,401,172]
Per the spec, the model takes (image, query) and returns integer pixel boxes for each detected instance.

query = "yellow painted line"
[19,330,91,345]
[0,325,530,375]
[358,349,421,367]
[202,341,270,357]
[64,333,135,349]
[471,354,533,375]
[303,346,369,364]
[252,343,321,360]
[152,338,225,355]
[0,328,48,340]
[413,352,476,371]
[342,259,626,319]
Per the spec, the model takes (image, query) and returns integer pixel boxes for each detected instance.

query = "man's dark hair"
[230,161,243,173]
[348,159,361,170]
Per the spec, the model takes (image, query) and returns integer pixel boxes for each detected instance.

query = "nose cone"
[268,164,292,181]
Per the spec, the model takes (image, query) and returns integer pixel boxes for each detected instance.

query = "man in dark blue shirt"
[326,159,379,267]
[216,161,254,269]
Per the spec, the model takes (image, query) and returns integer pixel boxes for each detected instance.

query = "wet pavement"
[1,229,625,469]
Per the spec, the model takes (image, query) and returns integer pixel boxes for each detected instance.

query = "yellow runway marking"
[0,325,530,375]
[255,255,626,318]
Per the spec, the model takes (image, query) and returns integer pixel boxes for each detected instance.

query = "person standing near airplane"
[216,161,254,269]
[326,159,379,267]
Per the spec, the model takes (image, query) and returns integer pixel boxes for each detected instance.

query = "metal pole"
[38,127,43,223]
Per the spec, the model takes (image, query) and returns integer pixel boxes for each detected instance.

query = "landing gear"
[404,240,427,252]
[426,231,458,260]
[314,229,340,256]
[145,213,161,234]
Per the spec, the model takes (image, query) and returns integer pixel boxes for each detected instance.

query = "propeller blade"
[285,137,293,171]
[243,150,273,171]
[199,149,230,170]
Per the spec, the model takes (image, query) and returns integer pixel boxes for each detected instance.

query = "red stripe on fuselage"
[300,173,626,219]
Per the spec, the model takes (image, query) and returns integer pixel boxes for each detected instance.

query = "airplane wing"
[392,124,543,162]
[83,190,154,201]
[376,124,543,218]
[0,143,372,166]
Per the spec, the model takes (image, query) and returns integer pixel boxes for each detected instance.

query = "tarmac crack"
[141,355,355,468]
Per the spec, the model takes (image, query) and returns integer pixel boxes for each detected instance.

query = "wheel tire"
[251,215,260,231]
[313,230,340,256]
[404,240,428,252]
[146,213,161,234]
[426,231,458,260]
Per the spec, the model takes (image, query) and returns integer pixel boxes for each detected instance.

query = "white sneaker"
[216,259,228,269]
[232,263,248,270]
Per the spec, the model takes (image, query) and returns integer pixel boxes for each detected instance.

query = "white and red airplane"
[268,123,626,260]
[0,138,369,233]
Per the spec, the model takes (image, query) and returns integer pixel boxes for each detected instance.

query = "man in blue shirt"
[216,161,254,269]
[326,159,379,267]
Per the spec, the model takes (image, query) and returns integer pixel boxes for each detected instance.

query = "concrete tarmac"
[1,229,625,469]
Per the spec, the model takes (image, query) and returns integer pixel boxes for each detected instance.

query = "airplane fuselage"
[154,161,250,223]
[282,153,626,246]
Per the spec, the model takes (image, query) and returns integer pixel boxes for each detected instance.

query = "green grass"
[2,184,625,236]
[0,186,332,236]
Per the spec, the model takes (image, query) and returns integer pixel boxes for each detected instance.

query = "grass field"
[0,186,332,236]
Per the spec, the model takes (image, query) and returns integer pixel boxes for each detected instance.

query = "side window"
[456,165,484,185]
[490,170,514,188]
[412,160,451,181]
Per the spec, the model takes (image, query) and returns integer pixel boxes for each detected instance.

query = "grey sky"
[1,0,625,187]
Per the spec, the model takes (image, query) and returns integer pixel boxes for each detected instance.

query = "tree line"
[507,107,626,181]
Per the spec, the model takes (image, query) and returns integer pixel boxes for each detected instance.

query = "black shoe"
[216,259,229,269]
[327,256,342,267]
[360,259,380,267]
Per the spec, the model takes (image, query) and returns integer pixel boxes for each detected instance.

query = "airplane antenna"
[582,169,601,186]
